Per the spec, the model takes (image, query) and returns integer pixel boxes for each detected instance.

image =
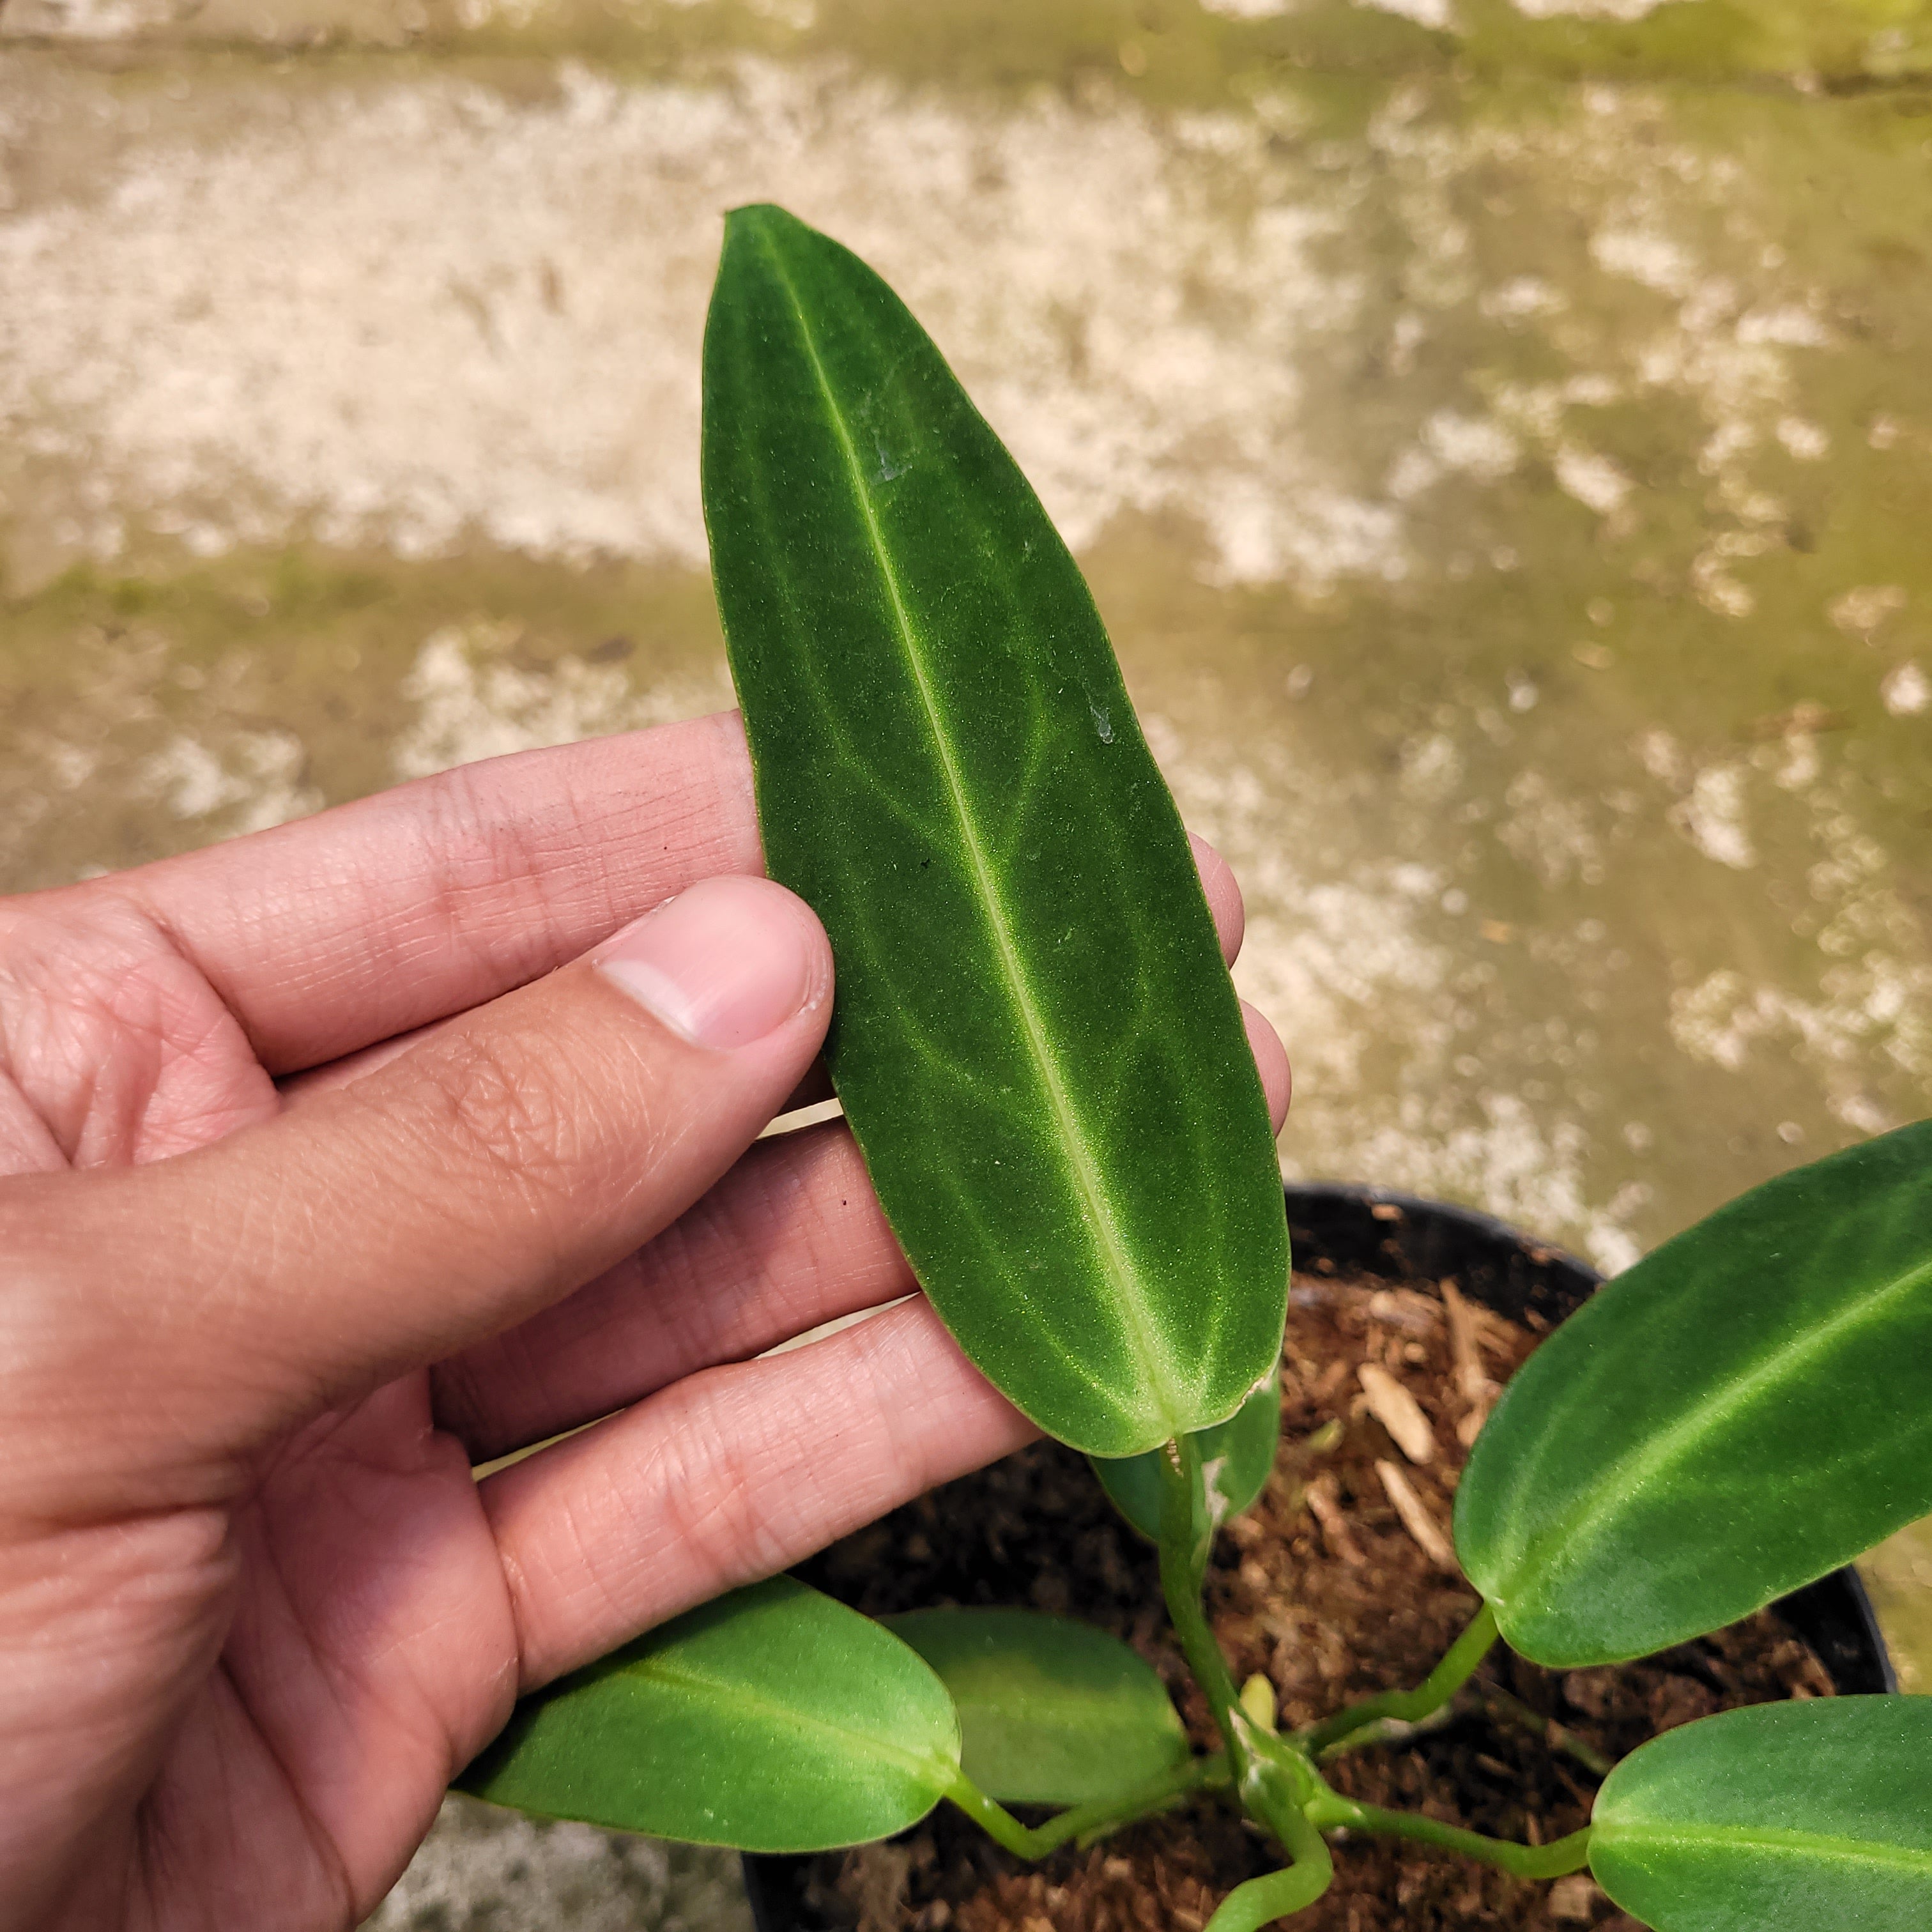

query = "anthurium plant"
[459,206,1932,1932]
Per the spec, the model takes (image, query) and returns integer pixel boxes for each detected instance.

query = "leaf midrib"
[1501,1251,1932,1610]
[751,222,1182,1437]
[628,1653,954,1791]
[1600,1820,1932,1876]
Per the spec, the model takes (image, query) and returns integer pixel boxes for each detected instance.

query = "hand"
[0,711,1291,1931]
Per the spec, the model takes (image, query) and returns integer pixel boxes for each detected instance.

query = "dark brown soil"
[788,1268,1837,1932]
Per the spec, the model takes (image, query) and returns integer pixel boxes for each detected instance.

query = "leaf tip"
[723,201,807,247]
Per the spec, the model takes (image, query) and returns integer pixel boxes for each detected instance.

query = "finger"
[1191,831,1245,965]
[273,822,1245,1104]
[1245,1000,1292,1133]
[82,711,762,1077]
[434,1119,906,1459]
[479,1295,1036,1688]
[29,877,832,1476]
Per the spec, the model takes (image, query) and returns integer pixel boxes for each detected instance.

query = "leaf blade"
[884,1607,1189,1806]
[1455,1120,1932,1665]
[457,1576,958,1852]
[1590,1698,1932,1932]
[703,203,1287,1455]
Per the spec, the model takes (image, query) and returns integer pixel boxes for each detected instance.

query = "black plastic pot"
[742,1181,1896,1930]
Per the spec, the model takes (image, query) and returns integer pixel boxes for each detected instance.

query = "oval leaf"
[1094,1365,1282,1541]
[457,1575,959,1851]
[702,203,1288,1457]
[1455,1120,1932,1664]
[885,1607,1188,1806]
[1590,1697,1932,1931]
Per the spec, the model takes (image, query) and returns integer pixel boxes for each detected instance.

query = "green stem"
[1469,1678,1616,1780]
[1300,1603,1498,1756]
[1156,1432,1329,1862]
[1202,1804,1335,1932]
[1156,1436,1248,1768]
[944,1755,1229,1861]
[1312,1703,1459,1762]
[1307,1789,1593,1881]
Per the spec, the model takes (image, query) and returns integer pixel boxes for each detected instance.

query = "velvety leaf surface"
[457,1576,958,1851]
[702,203,1288,1457]
[1590,1698,1932,1931]
[1455,1119,1932,1665]
[884,1607,1188,1805]
[1093,1365,1282,1541]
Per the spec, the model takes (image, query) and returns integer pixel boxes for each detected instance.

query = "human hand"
[0,710,1290,1931]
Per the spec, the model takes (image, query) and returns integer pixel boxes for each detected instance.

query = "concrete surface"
[3,0,1929,1923]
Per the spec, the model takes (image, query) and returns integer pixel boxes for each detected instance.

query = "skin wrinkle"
[0,898,270,1170]
[139,1662,357,1932]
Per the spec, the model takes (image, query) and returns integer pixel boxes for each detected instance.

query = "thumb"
[43,875,832,1464]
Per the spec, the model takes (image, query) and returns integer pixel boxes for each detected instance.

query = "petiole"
[942,1754,1230,1861]
[1305,1788,1593,1881]
[1298,1602,1499,1755]
[1202,1800,1335,1932]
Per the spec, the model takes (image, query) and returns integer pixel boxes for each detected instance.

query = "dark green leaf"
[1455,1120,1932,1665]
[702,204,1287,1457]
[1590,1697,1932,1931]
[457,1576,958,1851]
[884,1607,1188,1806]
[1093,1365,1282,1541]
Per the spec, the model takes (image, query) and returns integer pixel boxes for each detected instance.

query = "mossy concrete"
[3,1,1930,1920]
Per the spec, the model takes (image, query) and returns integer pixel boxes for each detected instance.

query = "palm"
[1,917,511,1924]
[211,1382,514,1918]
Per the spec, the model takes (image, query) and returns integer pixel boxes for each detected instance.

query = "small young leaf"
[1590,1697,1932,1931]
[703,204,1289,1457]
[884,1607,1188,1806]
[1455,1120,1932,1665]
[1092,1365,1282,1542]
[457,1576,959,1851]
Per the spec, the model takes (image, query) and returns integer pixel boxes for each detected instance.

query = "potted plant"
[456,206,1932,1932]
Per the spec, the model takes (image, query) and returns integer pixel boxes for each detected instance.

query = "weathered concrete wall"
[4,2,1929,1924]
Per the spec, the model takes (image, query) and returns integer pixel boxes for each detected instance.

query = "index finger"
[68,711,762,1076]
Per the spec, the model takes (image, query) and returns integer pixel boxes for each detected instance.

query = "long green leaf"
[457,1576,958,1851]
[1094,1365,1282,1542]
[702,203,1287,1457]
[1455,1119,1932,1665]
[885,1607,1189,1806]
[1590,1698,1932,1931]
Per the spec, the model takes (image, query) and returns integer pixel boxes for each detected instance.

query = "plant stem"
[1469,1678,1616,1779]
[1312,1703,1460,1761]
[943,1755,1229,1861]
[1202,1800,1335,1932]
[1156,1436,1248,1768]
[1156,1433,1336,1864]
[1305,1789,1593,1881]
[1299,1603,1499,1756]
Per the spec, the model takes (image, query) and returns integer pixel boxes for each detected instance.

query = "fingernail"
[594,878,819,1050]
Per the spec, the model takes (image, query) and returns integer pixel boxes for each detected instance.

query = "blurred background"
[3,0,1929,1923]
